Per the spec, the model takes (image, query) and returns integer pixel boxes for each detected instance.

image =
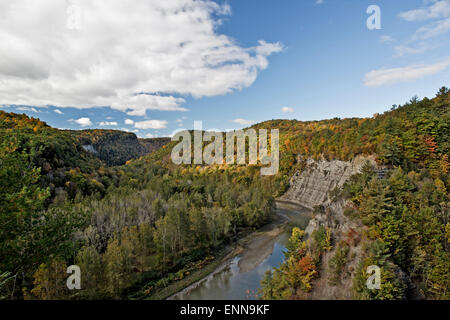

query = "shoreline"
[166,201,308,300]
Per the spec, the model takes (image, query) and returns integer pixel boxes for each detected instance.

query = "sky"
[0,0,449,138]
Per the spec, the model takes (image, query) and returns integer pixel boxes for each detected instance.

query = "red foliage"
[298,255,315,274]
[424,136,438,154]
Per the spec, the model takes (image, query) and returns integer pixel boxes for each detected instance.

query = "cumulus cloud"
[134,120,168,129]
[124,119,134,125]
[231,118,254,125]
[281,107,294,113]
[54,109,63,114]
[0,0,282,116]
[364,58,450,87]
[99,121,118,126]
[399,0,450,21]
[71,117,93,127]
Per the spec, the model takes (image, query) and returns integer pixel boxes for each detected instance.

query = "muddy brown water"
[171,202,311,300]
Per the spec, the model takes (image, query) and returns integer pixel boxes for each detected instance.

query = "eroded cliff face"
[305,199,365,299]
[280,155,375,299]
[279,155,377,209]
[280,155,417,300]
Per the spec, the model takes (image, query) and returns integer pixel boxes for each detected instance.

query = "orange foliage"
[298,255,315,274]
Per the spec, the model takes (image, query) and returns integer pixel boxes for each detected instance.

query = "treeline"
[254,86,449,177]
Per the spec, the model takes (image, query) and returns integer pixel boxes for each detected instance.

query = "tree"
[0,144,49,275]
[285,227,305,259]
[25,259,69,300]
[75,245,105,299]
[104,238,128,298]
[359,177,394,225]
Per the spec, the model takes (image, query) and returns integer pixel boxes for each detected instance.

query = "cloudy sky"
[1,0,449,137]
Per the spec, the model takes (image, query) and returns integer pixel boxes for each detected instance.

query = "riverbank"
[166,201,311,300]
[145,245,234,300]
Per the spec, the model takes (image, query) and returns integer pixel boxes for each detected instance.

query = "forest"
[0,87,448,300]
[260,87,449,299]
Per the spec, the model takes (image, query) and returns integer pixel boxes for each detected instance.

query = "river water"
[172,202,311,300]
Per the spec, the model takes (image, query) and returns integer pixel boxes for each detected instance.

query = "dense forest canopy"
[0,87,448,299]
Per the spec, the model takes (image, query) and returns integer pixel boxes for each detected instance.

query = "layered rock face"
[279,155,377,209]
[280,155,418,299]
[280,155,376,299]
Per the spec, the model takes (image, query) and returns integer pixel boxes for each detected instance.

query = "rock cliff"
[279,155,377,209]
[279,155,418,299]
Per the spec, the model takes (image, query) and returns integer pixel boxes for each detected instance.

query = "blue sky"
[1,0,449,138]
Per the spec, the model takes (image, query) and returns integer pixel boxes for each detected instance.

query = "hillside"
[0,111,170,204]
[69,129,170,166]
[254,86,449,178]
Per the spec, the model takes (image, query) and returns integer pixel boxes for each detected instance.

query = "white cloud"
[124,119,134,125]
[134,120,168,129]
[383,1,450,60]
[98,121,118,126]
[364,58,450,87]
[16,106,38,113]
[54,109,63,114]
[281,107,294,113]
[315,0,324,4]
[145,133,155,138]
[399,0,450,21]
[413,17,450,40]
[0,0,282,116]
[393,44,430,57]
[71,117,93,127]
[231,118,254,125]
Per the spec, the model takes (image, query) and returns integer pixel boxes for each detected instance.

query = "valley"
[0,88,448,300]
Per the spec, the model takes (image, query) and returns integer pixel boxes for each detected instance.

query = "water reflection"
[174,233,288,300]
[172,203,311,300]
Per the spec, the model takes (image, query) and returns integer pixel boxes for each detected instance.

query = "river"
[171,201,311,300]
